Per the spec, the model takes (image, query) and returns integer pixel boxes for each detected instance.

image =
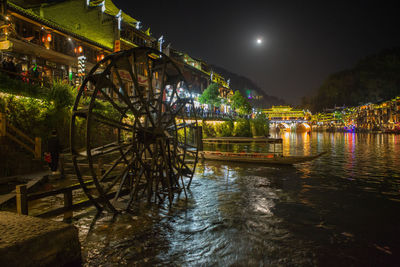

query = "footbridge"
[262,106,311,132]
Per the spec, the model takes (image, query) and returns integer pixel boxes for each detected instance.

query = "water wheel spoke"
[108,83,142,120]
[104,153,135,195]
[84,142,131,158]
[160,138,174,203]
[91,112,133,132]
[111,169,130,204]
[97,74,142,120]
[125,166,145,209]
[174,155,194,176]
[72,107,89,118]
[98,87,129,116]
[121,56,156,127]
[162,100,190,129]
[100,146,133,182]
[167,122,196,131]
[112,68,136,105]
[144,52,154,100]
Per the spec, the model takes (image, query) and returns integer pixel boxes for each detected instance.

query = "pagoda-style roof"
[89,0,138,27]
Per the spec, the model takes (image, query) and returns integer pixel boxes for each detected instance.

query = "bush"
[202,120,216,138]
[47,80,76,108]
[216,120,234,137]
[233,118,251,137]
[251,113,269,136]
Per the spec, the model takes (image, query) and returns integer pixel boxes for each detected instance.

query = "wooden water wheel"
[70,47,199,213]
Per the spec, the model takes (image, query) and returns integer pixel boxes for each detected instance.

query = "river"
[73,131,400,266]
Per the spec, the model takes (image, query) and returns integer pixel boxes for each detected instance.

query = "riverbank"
[2,131,398,265]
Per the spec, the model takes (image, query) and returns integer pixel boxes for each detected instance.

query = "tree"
[229,90,252,115]
[198,83,221,111]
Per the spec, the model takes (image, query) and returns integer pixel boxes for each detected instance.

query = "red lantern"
[96,54,104,62]
[75,46,83,54]
[46,33,52,42]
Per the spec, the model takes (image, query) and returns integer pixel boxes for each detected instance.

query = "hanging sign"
[114,40,120,52]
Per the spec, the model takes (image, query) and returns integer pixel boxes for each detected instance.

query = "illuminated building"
[0,0,155,86]
[262,106,306,121]
[0,0,232,113]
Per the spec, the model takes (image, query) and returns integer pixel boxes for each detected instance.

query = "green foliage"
[201,120,216,138]
[3,95,56,140]
[233,118,251,137]
[201,120,234,138]
[229,90,252,115]
[251,113,269,136]
[47,80,76,109]
[303,48,400,112]
[198,83,221,110]
[218,120,234,137]
[0,77,120,149]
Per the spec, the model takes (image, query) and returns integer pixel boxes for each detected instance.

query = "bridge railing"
[0,113,41,159]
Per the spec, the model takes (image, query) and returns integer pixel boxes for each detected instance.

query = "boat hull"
[200,151,326,165]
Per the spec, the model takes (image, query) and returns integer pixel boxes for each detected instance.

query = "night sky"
[114,0,400,104]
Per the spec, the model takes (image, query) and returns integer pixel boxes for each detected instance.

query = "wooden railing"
[15,181,130,221]
[15,181,93,222]
[0,113,41,159]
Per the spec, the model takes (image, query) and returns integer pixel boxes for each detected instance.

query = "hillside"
[210,65,285,108]
[302,47,400,112]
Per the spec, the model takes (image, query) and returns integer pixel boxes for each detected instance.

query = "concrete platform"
[0,212,81,267]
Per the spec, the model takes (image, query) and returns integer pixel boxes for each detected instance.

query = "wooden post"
[195,126,203,151]
[16,184,28,215]
[34,137,41,159]
[63,190,73,222]
[97,158,103,177]
[0,113,6,137]
[59,154,65,178]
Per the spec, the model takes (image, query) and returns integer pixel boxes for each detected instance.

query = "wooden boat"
[200,151,327,165]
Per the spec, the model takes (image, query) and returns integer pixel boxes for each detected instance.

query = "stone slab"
[0,211,81,267]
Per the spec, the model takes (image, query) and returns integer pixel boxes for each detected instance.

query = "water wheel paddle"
[70,47,199,213]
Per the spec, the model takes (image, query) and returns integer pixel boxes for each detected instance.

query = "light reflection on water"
[75,132,400,266]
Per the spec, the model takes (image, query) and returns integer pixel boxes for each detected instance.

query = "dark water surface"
[76,132,400,266]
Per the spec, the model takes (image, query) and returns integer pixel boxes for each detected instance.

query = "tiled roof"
[89,0,138,26]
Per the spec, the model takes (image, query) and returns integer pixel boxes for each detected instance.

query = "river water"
[74,132,400,266]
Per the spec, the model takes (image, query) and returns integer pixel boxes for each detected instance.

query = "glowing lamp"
[47,34,52,42]
[75,46,83,54]
[97,54,105,61]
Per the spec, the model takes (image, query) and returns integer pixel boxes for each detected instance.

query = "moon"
[256,38,262,44]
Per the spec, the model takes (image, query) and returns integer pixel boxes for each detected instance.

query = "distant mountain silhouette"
[210,65,285,108]
[301,47,400,112]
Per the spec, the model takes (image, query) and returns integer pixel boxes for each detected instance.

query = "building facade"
[0,0,232,102]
